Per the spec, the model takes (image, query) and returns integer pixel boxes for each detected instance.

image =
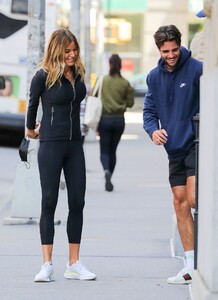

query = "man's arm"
[143,83,159,139]
[143,78,167,145]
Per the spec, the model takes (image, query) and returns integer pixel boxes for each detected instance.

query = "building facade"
[99,0,203,77]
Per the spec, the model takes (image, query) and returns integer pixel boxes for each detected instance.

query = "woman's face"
[64,41,79,67]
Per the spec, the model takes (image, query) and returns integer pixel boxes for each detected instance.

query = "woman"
[26,28,96,282]
[98,54,134,191]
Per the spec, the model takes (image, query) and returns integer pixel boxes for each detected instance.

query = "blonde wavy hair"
[39,28,85,88]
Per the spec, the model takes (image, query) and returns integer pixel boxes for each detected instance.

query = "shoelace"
[42,262,52,269]
[77,261,88,271]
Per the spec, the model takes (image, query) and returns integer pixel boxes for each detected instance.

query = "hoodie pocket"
[163,119,195,156]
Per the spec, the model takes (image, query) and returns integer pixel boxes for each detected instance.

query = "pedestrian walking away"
[143,25,202,285]
[26,28,96,282]
[97,54,134,192]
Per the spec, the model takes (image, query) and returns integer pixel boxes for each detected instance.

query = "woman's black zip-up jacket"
[26,68,86,141]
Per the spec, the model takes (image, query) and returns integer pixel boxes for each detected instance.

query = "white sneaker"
[167,267,193,285]
[64,260,97,280]
[34,262,54,282]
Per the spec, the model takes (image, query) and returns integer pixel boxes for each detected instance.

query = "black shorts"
[169,147,196,187]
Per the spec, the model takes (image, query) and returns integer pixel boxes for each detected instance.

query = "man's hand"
[152,129,168,145]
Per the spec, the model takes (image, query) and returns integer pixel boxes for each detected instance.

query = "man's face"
[159,40,180,71]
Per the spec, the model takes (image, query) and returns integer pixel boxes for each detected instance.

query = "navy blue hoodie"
[143,47,203,159]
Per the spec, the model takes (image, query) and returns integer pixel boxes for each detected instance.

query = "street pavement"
[0,109,191,300]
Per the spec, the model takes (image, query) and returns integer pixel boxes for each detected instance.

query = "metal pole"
[193,113,200,269]
[84,0,91,91]
[27,1,45,93]
[26,1,45,126]
[70,0,81,43]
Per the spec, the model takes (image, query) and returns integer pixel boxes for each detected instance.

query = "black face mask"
[19,137,30,165]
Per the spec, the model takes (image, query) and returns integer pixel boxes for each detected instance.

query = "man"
[143,25,202,284]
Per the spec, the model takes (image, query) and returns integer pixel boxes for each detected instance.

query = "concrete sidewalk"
[0,112,191,300]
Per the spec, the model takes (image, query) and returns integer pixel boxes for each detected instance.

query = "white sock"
[185,250,194,269]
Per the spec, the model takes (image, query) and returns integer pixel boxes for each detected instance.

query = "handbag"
[84,76,103,130]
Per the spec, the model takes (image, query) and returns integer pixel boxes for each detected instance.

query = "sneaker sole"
[64,273,96,281]
[34,277,55,282]
[34,273,55,282]
[167,279,192,285]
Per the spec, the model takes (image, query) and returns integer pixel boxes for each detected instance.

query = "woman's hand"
[26,123,40,139]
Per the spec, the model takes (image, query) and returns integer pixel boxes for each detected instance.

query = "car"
[128,72,148,97]
[0,76,5,89]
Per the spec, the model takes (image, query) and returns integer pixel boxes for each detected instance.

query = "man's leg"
[172,185,194,251]
[167,181,195,284]
[186,175,195,208]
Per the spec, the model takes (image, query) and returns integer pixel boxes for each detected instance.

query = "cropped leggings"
[38,140,86,245]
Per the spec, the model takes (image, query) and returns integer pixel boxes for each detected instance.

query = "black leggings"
[38,140,85,244]
[98,116,125,174]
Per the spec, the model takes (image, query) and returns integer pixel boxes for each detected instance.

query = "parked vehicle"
[128,72,148,97]
[0,76,5,90]
[0,0,70,132]
[0,2,27,132]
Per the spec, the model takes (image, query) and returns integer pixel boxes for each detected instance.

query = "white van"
[0,0,28,132]
[0,0,70,132]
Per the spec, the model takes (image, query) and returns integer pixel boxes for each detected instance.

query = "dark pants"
[38,140,85,244]
[98,116,125,174]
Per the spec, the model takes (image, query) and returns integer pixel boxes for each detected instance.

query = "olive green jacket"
[101,75,134,116]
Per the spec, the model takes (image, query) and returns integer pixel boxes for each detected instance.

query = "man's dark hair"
[109,54,122,76]
[154,25,182,49]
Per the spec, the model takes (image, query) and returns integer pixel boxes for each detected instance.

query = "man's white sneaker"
[167,267,193,285]
[34,262,54,282]
[64,260,97,280]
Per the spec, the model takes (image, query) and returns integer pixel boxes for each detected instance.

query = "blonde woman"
[26,28,96,282]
